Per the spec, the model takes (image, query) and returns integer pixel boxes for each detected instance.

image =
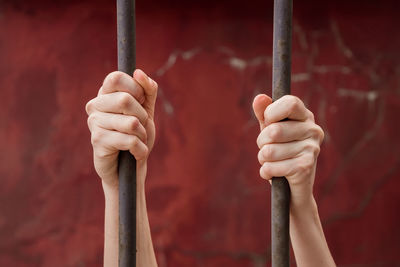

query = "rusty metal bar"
[271,0,292,266]
[117,0,136,266]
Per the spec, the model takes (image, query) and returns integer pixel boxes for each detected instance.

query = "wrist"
[102,180,119,202]
[102,175,147,202]
[290,194,318,218]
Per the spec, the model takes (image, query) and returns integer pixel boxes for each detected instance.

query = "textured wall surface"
[1,0,399,266]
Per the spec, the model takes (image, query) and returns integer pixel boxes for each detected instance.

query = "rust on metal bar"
[271,0,293,266]
[117,0,137,266]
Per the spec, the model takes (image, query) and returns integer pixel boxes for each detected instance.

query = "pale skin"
[86,70,336,267]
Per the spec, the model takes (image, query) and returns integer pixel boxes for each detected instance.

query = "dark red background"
[1,0,399,266]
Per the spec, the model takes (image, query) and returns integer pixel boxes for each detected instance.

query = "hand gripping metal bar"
[117,0,137,266]
[271,0,293,266]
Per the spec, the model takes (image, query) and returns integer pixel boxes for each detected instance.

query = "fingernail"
[136,69,145,79]
[139,69,150,83]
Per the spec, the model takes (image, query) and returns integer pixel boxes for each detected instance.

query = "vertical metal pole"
[117,0,136,266]
[271,0,292,266]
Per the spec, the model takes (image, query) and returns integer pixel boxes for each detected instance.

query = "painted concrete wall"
[1,0,399,266]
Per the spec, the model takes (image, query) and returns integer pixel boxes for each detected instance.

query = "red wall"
[1,0,400,266]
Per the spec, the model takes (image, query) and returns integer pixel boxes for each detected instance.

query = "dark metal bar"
[117,0,136,266]
[271,0,292,266]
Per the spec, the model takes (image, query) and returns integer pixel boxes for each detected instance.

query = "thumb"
[252,94,272,130]
[133,69,158,119]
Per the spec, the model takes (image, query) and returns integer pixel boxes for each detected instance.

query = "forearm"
[136,180,157,267]
[103,183,118,266]
[102,172,157,267]
[290,196,336,267]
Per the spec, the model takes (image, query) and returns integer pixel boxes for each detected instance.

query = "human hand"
[252,94,324,206]
[85,69,158,188]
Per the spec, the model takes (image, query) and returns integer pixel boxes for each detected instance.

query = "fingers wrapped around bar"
[91,128,149,161]
[86,70,157,165]
[253,94,324,194]
[100,71,146,104]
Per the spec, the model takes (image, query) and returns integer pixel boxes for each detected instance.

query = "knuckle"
[91,130,103,146]
[85,100,94,114]
[304,142,321,158]
[256,133,263,148]
[87,113,97,128]
[308,125,319,137]
[286,95,300,111]
[118,93,132,110]
[257,149,264,164]
[268,124,281,141]
[310,124,325,143]
[313,144,321,157]
[259,167,265,179]
[142,145,149,158]
[260,163,273,179]
[106,71,125,87]
[128,117,139,131]
[259,164,268,179]
[309,142,321,156]
[307,110,315,121]
[128,136,139,148]
[262,145,274,160]
[317,125,325,143]
[134,144,149,160]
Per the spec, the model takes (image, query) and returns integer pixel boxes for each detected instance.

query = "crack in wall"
[331,20,354,59]
[148,19,396,260]
[324,153,400,225]
[337,88,379,102]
